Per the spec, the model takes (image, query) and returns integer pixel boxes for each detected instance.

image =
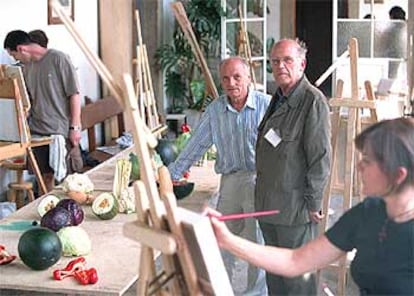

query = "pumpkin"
[18,227,62,270]
[92,192,119,220]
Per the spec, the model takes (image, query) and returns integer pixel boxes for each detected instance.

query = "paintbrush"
[211,210,280,221]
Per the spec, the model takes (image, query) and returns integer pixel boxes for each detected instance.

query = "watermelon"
[18,227,62,270]
[92,192,119,220]
[173,182,195,199]
[155,139,178,166]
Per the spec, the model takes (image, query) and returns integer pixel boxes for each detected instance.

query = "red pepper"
[73,269,90,285]
[86,268,98,284]
[0,245,16,265]
[53,257,86,280]
[181,123,191,133]
[74,268,98,285]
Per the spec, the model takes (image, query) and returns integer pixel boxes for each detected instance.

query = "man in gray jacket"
[255,38,331,295]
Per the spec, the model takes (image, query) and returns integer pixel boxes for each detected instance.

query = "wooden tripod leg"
[137,246,155,296]
[319,79,344,234]
[158,166,201,295]
[26,147,47,195]
[336,37,359,296]
[142,46,157,128]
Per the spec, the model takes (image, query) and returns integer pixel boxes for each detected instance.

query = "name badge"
[264,128,281,147]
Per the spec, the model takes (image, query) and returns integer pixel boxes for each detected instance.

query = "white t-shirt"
[0,49,14,65]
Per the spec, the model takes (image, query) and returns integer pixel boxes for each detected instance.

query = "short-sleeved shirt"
[24,49,79,137]
[168,88,270,180]
[326,197,414,295]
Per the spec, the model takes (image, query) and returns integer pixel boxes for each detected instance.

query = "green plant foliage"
[266,37,275,73]
[155,0,224,111]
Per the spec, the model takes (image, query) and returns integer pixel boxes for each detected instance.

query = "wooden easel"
[237,5,257,89]
[122,74,233,295]
[319,38,378,296]
[134,9,166,135]
[50,1,231,291]
[170,2,219,100]
[0,75,47,196]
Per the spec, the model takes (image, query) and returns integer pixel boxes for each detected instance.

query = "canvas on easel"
[0,65,30,144]
[48,2,232,292]
[0,96,22,143]
[4,65,30,111]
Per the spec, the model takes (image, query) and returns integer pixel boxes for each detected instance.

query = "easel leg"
[26,147,47,195]
[138,246,155,296]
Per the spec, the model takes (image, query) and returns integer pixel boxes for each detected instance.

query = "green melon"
[18,227,62,270]
[92,192,119,220]
[37,194,61,217]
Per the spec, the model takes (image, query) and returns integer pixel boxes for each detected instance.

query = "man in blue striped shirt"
[169,56,270,295]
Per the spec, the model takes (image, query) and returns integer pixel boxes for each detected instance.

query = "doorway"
[296,0,333,97]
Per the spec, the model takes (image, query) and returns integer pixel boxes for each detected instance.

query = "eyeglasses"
[270,56,297,66]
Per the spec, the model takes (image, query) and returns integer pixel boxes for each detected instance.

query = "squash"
[92,192,119,220]
[18,227,62,270]
[37,194,61,217]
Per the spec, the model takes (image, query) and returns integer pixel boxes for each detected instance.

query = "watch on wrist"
[69,125,81,131]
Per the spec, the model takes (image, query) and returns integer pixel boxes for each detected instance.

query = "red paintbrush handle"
[216,210,280,221]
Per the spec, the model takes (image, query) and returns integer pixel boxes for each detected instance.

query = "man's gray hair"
[274,38,308,59]
[219,56,251,73]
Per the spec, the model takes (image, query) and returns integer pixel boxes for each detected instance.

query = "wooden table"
[0,146,219,295]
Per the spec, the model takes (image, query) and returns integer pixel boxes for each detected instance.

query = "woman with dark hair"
[207,118,414,295]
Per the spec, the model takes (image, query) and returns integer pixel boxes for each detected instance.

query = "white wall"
[0,0,99,199]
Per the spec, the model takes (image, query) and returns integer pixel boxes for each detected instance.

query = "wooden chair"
[80,95,125,167]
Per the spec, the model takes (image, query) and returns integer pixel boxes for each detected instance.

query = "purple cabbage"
[56,199,84,225]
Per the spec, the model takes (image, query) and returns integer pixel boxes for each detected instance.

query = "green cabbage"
[57,226,92,256]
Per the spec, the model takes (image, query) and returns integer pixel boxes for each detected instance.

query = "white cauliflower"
[62,173,94,194]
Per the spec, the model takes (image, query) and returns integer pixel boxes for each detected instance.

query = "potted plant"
[155,0,224,114]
